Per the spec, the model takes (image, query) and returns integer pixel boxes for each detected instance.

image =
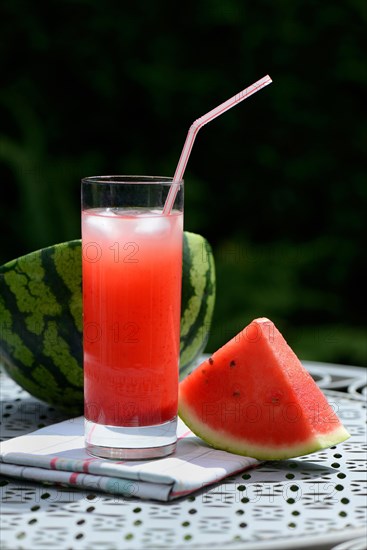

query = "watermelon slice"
[178,318,350,460]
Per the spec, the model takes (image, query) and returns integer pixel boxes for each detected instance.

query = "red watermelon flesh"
[178,318,350,460]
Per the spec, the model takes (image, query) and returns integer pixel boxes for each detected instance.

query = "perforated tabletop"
[1,361,366,550]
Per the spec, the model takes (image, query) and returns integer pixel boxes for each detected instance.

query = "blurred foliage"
[0,0,366,365]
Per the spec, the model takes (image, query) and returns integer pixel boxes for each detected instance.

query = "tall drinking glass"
[81,176,184,459]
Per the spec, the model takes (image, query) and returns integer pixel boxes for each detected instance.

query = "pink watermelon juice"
[82,208,183,427]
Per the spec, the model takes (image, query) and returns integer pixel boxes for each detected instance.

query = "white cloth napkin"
[0,417,259,501]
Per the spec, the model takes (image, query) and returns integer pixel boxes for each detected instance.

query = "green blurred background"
[0,0,366,365]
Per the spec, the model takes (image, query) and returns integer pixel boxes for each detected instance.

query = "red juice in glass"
[82,176,183,459]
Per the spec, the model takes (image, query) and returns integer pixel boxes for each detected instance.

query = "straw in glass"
[163,74,272,214]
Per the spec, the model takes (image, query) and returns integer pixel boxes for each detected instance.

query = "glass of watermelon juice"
[81,176,183,459]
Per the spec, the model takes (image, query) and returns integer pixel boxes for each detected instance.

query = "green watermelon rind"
[178,395,351,461]
[179,232,216,378]
[0,233,215,412]
[0,240,84,414]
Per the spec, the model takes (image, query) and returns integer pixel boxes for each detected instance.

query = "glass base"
[84,417,177,460]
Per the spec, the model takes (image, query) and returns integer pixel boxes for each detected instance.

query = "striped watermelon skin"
[0,233,215,412]
[180,232,216,378]
[0,241,84,414]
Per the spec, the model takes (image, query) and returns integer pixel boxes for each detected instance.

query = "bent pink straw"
[163,74,272,214]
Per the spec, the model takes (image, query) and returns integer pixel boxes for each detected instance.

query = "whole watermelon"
[0,233,215,413]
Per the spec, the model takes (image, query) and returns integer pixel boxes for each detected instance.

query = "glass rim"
[81,175,184,186]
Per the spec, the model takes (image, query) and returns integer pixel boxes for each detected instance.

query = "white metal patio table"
[0,360,366,550]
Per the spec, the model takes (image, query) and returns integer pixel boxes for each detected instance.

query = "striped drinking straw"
[163,74,272,215]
